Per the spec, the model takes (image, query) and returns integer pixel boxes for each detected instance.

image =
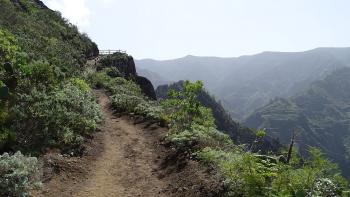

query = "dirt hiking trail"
[74,90,169,196]
[36,90,223,197]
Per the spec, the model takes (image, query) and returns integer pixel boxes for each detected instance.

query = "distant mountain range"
[245,67,350,179]
[136,47,350,121]
[137,47,350,179]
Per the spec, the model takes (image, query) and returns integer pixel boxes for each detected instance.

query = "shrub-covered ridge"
[0,0,100,195]
[161,80,349,196]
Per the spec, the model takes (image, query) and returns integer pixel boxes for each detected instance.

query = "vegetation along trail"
[38,90,170,196]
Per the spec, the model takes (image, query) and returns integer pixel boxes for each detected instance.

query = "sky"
[42,0,350,60]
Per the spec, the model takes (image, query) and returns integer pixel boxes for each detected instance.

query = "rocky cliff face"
[135,76,157,100]
[99,52,156,99]
[33,0,48,9]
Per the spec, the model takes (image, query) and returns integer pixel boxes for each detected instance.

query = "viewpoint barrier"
[99,50,126,56]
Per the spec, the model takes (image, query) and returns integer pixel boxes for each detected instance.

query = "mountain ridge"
[137,47,350,62]
[136,47,350,120]
[245,67,350,179]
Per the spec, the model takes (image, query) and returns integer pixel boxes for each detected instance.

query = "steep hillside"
[136,48,350,120]
[245,67,350,179]
[0,0,101,195]
[1,1,349,196]
[0,0,100,153]
[156,81,280,153]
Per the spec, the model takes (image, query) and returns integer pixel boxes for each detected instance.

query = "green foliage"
[162,81,215,131]
[100,52,130,68]
[70,78,91,92]
[159,80,349,196]
[161,80,232,151]
[197,147,349,197]
[166,123,232,150]
[105,67,122,78]
[0,29,19,65]
[89,70,141,95]
[0,0,100,151]
[12,81,101,148]
[0,128,15,150]
[0,1,102,194]
[0,0,98,73]
[89,69,163,120]
[245,67,350,179]
[0,151,41,197]
[197,148,274,196]
[25,60,59,88]
[256,129,266,138]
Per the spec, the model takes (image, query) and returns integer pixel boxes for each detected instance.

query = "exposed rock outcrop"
[135,76,157,100]
[99,52,156,100]
[11,0,48,10]
[85,42,99,59]
[34,0,48,9]
[100,53,136,77]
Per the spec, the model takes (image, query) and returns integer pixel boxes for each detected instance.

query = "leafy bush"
[197,147,271,196]
[27,60,59,87]
[0,152,41,197]
[161,81,215,131]
[166,123,232,150]
[0,128,15,151]
[105,67,122,78]
[0,29,19,65]
[12,80,101,149]
[89,70,162,120]
[197,147,349,197]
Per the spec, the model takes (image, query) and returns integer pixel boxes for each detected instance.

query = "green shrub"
[27,60,59,87]
[161,80,215,131]
[109,84,163,120]
[161,80,349,196]
[166,123,232,150]
[197,147,273,196]
[105,67,122,78]
[0,128,15,150]
[0,152,41,197]
[12,81,101,148]
[197,147,349,197]
[90,70,162,120]
[134,101,163,120]
[70,78,91,92]
[88,71,110,88]
[0,29,19,65]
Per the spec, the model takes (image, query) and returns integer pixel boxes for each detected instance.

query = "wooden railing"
[99,50,126,56]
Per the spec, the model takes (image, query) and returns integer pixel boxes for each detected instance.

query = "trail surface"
[38,90,169,197]
[74,90,168,196]
[37,90,222,197]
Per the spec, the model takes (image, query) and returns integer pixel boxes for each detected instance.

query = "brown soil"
[34,90,224,197]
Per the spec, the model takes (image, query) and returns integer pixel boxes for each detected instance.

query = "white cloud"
[45,0,91,29]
